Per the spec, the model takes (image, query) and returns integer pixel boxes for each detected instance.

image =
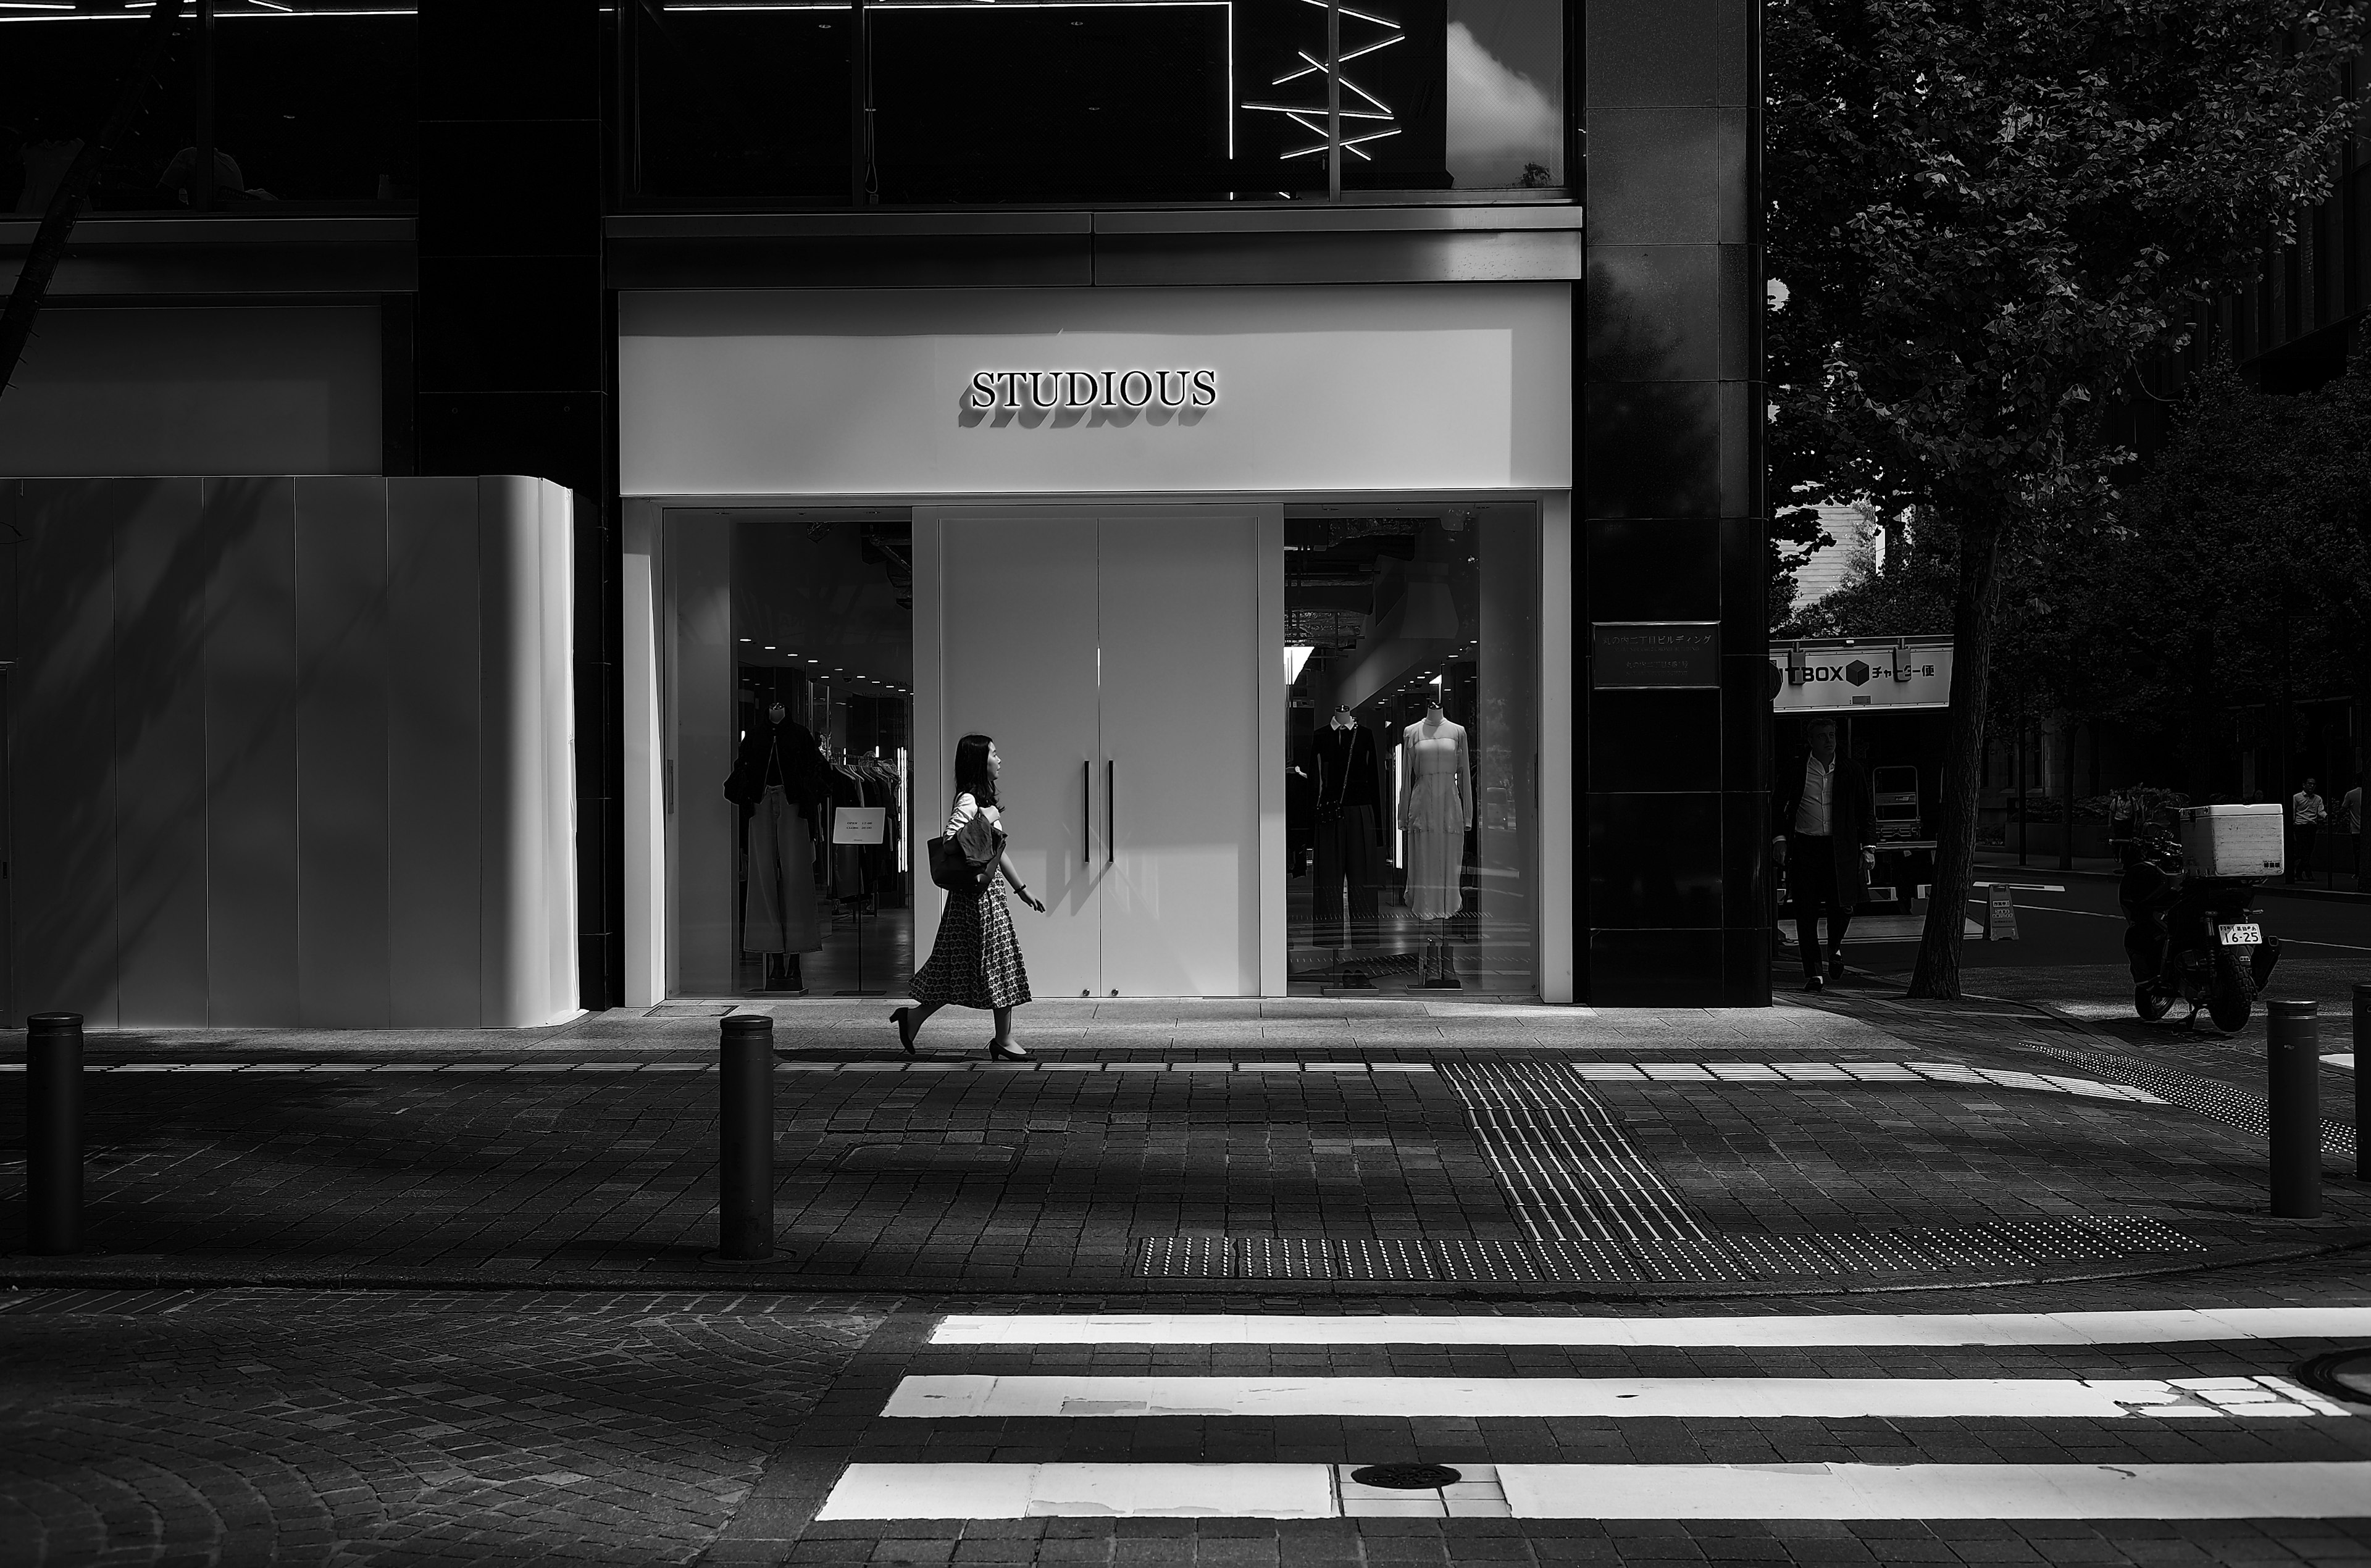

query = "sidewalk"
[3,996,2362,1299]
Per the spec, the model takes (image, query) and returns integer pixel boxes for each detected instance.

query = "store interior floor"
[734,904,914,998]
[1284,869,1532,1000]
[726,882,1538,1001]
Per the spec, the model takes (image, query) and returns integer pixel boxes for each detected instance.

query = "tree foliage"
[1767,0,2367,996]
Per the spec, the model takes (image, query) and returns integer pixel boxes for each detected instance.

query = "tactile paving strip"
[1134,1215,2206,1282]
[2016,1043,2357,1160]
[1572,1061,2165,1103]
[1437,1059,1712,1245]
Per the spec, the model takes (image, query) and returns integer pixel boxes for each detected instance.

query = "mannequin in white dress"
[1399,699,1471,986]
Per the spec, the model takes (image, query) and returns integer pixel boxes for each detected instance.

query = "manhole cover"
[1349,1463,1462,1490]
[2295,1347,2371,1406]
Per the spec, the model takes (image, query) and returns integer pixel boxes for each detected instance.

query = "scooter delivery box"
[2178,803,2285,878]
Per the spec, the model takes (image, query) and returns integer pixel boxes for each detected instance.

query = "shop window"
[619,0,1563,206]
[0,9,417,213]
[670,511,917,998]
[1285,504,1539,996]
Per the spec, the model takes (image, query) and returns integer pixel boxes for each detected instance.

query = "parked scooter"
[2118,818,2282,1030]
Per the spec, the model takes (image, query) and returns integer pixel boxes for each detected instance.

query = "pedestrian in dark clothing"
[2288,777,2326,883]
[1771,717,1877,991]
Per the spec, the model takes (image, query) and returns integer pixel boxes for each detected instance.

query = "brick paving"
[2,997,2363,1294]
[7,995,2371,1564]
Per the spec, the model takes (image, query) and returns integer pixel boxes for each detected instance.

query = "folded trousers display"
[1311,806,1381,946]
[745,786,823,954]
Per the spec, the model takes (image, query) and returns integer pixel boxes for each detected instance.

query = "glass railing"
[2,4,416,217]
[619,0,1566,207]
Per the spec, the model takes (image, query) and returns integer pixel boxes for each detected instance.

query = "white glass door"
[1097,514,1261,996]
[936,515,1104,996]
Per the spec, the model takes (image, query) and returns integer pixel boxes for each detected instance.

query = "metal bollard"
[25,1012,84,1255]
[2356,985,2371,1183]
[2267,999,2322,1219]
[714,1013,776,1262]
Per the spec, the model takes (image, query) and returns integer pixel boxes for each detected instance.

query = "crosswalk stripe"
[930,1307,2371,1347]
[881,1374,2347,1420]
[1499,1461,2371,1520]
[816,1462,2371,1521]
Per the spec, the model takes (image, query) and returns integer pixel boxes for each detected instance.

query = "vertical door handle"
[1106,759,1116,865]
[1082,759,1092,866]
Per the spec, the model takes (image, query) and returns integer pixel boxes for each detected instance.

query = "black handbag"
[927,809,999,893]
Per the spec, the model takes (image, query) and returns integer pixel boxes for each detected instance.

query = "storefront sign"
[1592,623,1720,688]
[617,285,1571,497]
[1771,642,1955,711]
[968,369,1219,411]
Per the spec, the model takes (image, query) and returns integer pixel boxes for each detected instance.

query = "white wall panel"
[538,482,578,1024]
[110,480,212,1028]
[387,478,485,1026]
[4,475,577,1028]
[295,477,394,1028]
[202,478,303,1027]
[479,475,547,1027]
[620,286,1571,499]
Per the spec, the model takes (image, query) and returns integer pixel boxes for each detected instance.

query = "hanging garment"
[1401,718,1471,921]
[745,785,824,954]
[1311,804,1382,946]
[1310,720,1387,941]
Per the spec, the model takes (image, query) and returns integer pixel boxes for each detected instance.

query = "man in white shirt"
[1772,717,1877,991]
[2289,777,2327,883]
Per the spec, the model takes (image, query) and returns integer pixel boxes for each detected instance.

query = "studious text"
[968,369,1220,411]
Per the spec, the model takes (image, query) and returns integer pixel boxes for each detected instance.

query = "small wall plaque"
[1593,623,1720,689]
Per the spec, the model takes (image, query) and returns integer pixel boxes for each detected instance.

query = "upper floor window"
[619,0,1565,207]
[1,4,416,215]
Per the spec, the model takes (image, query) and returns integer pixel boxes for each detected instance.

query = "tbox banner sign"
[1771,641,1955,711]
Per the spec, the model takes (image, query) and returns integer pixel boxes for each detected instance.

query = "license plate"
[2218,923,2262,946]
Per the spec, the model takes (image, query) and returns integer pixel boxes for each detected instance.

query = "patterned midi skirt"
[911,877,1034,1009]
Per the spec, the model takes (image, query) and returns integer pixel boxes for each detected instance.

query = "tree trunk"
[2059,714,2076,872]
[1909,511,2007,999]
[0,0,186,399]
[2356,649,2371,891]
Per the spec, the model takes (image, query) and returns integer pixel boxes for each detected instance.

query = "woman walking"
[894,733,1046,1060]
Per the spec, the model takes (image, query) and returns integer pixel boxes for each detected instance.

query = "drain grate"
[1134,1215,2203,1282]
[2017,1043,2357,1161]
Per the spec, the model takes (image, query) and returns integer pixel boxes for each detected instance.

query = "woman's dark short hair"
[953,733,998,807]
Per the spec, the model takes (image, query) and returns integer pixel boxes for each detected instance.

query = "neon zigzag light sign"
[1239,0,1403,161]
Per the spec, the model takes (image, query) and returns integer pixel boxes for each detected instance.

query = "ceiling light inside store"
[1284,645,1315,683]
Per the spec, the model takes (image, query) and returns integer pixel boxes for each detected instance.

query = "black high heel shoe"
[988,1040,1030,1062]
[890,1007,918,1056]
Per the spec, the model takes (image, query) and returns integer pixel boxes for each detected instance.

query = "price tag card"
[831,806,887,845]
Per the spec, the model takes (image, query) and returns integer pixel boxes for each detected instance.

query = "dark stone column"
[416,1,622,1012]
[1580,0,1767,1004]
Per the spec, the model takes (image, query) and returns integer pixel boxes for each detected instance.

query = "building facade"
[0,0,1765,1021]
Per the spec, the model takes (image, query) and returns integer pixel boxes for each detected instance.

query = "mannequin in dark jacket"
[1310,708,1386,948]
[1770,716,1876,991]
